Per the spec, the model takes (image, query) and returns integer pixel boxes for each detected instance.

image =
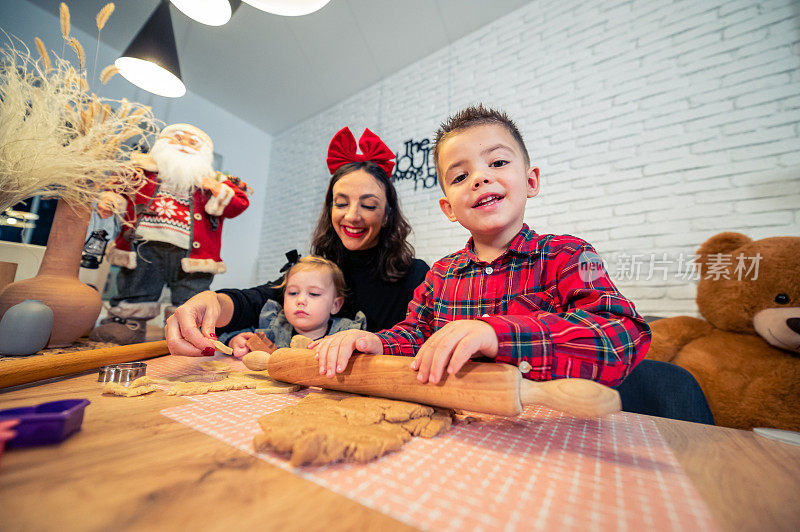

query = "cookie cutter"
[97,362,147,385]
[0,399,90,448]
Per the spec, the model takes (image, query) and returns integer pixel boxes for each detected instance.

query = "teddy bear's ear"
[696,232,752,267]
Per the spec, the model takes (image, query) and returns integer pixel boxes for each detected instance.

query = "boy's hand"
[412,320,499,384]
[229,332,254,359]
[308,330,383,378]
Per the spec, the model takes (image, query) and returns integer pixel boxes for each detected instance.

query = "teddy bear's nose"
[787,318,800,334]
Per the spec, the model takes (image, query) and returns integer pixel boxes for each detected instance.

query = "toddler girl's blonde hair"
[275,256,347,297]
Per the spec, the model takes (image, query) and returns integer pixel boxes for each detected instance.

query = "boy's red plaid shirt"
[378,225,651,386]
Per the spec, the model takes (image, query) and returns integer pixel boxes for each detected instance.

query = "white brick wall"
[258,0,800,317]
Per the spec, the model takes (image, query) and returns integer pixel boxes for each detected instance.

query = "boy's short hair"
[276,256,347,298]
[432,104,530,191]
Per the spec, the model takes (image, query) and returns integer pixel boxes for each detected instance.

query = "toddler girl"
[222,256,366,358]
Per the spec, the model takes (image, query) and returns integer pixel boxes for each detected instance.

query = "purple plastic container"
[0,399,90,448]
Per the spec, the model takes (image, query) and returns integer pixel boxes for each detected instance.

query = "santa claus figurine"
[90,123,250,344]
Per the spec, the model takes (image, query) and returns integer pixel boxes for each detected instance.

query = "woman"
[165,127,429,357]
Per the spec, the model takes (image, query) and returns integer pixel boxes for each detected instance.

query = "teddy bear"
[647,232,800,431]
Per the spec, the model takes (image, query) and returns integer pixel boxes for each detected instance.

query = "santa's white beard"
[150,139,215,196]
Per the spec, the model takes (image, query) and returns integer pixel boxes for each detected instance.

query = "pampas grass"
[99,64,118,84]
[93,3,114,84]
[117,97,130,118]
[96,3,114,31]
[0,37,162,213]
[0,2,161,213]
[34,37,50,71]
[59,3,70,39]
[66,36,85,69]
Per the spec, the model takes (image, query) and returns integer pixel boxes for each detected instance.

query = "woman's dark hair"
[310,161,414,283]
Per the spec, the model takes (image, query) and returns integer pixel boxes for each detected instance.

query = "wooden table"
[1,361,799,532]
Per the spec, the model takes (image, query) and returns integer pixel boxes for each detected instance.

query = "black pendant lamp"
[115,1,186,98]
[170,0,242,26]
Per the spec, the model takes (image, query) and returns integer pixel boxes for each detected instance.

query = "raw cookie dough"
[226,370,271,381]
[401,410,453,437]
[102,382,158,397]
[199,360,232,372]
[254,380,303,394]
[99,364,304,398]
[233,370,302,393]
[290,335,312,349]
[167,378,255,396]
[166,373,252,395]
[212,340,233,355]
[128,376,169,387]
[166,381,214,395]
[166,370,304,396]
[253,393,453,466]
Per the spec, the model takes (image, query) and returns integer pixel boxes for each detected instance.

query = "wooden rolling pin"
[0,340,169,388]
[267,348,621,418]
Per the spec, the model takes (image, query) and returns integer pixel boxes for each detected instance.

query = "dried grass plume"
[96,3,115,31]
[34,37,50,71]
[99,64,118,84]
[67,36,85,69]
[59,2,70,39]
[0,37,162,213]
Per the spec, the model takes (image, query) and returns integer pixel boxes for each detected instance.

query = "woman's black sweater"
[217,248,429,334]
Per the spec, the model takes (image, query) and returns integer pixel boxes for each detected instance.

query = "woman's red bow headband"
[326,127,395,176]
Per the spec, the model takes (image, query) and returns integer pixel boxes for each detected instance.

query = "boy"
[312,105,650,386]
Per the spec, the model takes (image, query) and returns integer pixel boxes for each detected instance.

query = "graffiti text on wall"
[391,138,438,192]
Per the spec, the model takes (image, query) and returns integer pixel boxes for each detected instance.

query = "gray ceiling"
[28,0,531,135]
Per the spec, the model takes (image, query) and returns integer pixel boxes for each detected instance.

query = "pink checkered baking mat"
[149,356,718,531]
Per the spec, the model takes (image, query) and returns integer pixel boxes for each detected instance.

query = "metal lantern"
[80,230,110,269]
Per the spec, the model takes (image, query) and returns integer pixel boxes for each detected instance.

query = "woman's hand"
[308,330,383,377]
[229,332,254,359]
[165,291,231,357]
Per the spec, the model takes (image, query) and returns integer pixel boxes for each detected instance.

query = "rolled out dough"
[128,376,170,387]
[199,360,232,372]
[102,382,158,397]
[253,393,452,466]
[99,360,304,397]
[167,370,306,396]
[290,335,312,349]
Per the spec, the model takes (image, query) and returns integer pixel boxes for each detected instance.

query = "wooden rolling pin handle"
[0,340,170,389]
[519,378,621,418]
[242,351,270,371]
